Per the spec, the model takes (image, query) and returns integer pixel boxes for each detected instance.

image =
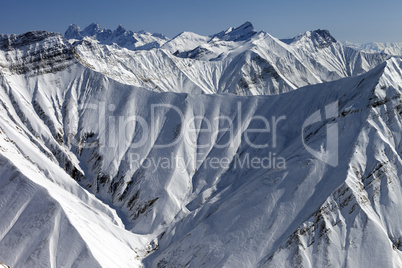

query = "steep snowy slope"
[138,58,402,267]
[342,41,402,56]
[262,58,402,267]
[0,132,149,267]
[282,30,390,77]
[0,31,152,267]
[1,29,401,267]
[69,23,389,95]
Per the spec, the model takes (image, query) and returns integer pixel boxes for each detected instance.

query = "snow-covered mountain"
[342,41,402,56]
[0,24,401,267]
[65,23,169,51]
[69,22,389,95]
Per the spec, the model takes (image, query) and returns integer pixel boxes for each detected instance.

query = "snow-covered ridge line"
[65,22,169,51]
[280,29,337,48]
[69,22,390,95]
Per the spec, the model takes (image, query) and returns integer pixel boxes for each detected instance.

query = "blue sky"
[1,0,401,43]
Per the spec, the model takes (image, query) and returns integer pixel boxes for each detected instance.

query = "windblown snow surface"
[0,23,401,267]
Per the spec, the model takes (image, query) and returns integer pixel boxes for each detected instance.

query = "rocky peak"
[65,24,82,40]
[281,29,336,48]
[211,21,257,42]
[82,23,102,37]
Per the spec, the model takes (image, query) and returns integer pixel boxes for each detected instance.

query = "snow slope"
[161,31,210,54]
[142,58,402,267]
[0,27,401,267]
[0,32,154,268]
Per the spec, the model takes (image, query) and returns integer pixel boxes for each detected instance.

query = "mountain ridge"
[342,40,402,56]
[67,23,389,95]
[65,23,169,51]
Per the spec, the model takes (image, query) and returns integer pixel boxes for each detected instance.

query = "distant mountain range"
[65,23,169,50]
[342,40,402,56]
[66,22,389,95]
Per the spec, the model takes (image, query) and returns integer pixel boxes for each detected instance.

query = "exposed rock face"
[0,31,77,75]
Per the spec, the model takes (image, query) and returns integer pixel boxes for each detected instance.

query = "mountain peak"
[236,21,254,31]
[281,29,336,48]
[82,22,102,36]
[211,21,257,42]
[65,24,81,40]
[115,24,126,35]
[67,24,80,31]
[310,29,336,43]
